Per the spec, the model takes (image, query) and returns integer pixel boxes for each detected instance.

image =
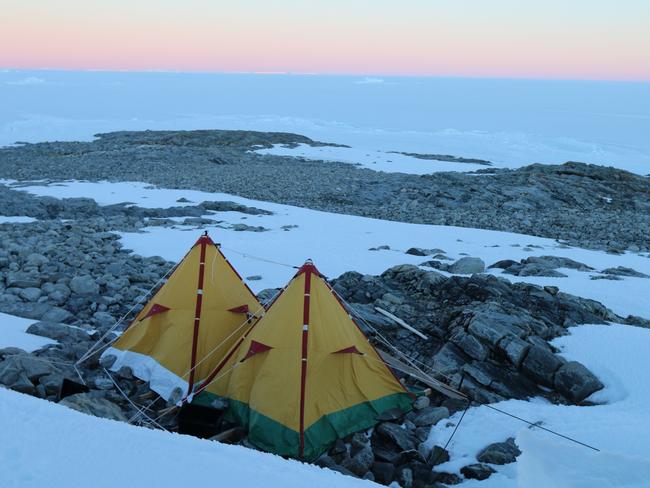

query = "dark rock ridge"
[331,264,629,405]
[2,130,650,251]
[387,151,493,166]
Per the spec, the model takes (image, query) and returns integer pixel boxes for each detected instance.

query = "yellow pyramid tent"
[193,260,414,460]
[103,233,262,400]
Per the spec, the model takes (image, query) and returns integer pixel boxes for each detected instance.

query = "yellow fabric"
[112,240,262,385]
[203,267,407,432]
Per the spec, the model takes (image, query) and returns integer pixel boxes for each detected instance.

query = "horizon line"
[2,66,649,84]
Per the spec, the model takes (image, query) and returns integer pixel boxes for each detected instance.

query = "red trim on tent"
[139,303,170,321]
[241,340,272,362]
[299,267,312,459]
[187,235,209,395]
[228,304,250,314]
[296,260,321,278]
[193,234,215,247]
[332,345,363,355]
[193,280,298,398]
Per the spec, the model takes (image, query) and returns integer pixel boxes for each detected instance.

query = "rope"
[481,403,600,452]
[76,261,178,366]
[129,289,283,424]
[330,286,601,453]
[431,400,471,466]
[103,368,168,431]
[221,247,299,269]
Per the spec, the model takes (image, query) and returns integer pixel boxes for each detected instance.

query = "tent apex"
[296,259,320,276]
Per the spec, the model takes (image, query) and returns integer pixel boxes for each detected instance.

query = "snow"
[105,348,188,401]
[0,312,55,352]
[0,388,373,488]
[1,70,649,174]
[0,216,37,224]
[516,430,650,488]
[255,143,490,175]
[8,180,650,319]
[426,323,650,487]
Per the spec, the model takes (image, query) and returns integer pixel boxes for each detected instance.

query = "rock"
[375,422,417,451]
[431,343,467,375]
[92,311,115,328]
[0,354,55,383]
[448,257,485,275]
[246,275,262,281]
[59,392,127,421]
[450,329,489,361]
[41,307,74,323]
[476,438,521,465]
[5,272,42,289]
[428,445,450,466]
[396,467,413,488]
[18,287,42,302]
[26,321,89,342]
[371,462,395,485]
[376,407,404,422]
[601,266,649,278]
[349,432,369,456]
[39,373,65,396]
[461,463,495,480]
[488,259,518,270]
[25,253,48,267]
[94,376,114,390]
[2,370,35,394]
[406,247,429,256]
[0,347,27,359]
[117,366,133,379]
[521,346,564,387]
[497,335,530,367]
[544,285,559,295]
[99,354,117,368]
[413,395,430,410]
[342,446,374,477]
[467,314,514,346]
[410,406,449,427]
[554,361,604,402]
[69,275,100,296]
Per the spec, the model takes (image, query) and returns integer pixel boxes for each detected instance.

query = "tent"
[103,233,262,400]
[193,260,414,461]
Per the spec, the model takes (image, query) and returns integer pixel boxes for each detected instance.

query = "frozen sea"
[1,69,649,174]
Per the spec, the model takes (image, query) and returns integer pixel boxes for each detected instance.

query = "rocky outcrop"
[2,131,650,251]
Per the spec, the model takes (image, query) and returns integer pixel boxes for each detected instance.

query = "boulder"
[476,438,521,465]
[428,445,450,466]
[69,275,100,296]
[461,463,495,481]
[59,392,127,421]
[521,346,564,387]
[26,321,89,342]
[341,446,374,477]
[450,330,489,361]
[497,335,530,367]
[375,422,417,451]
[0,354,55,383]
[5,272,42,289]
[449,257,485,275]
[371,462,395,485]
[410,406,449,427]
[18,287,42,302]
[554,361,604,402]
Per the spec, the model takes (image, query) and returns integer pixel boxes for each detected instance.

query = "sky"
[1,0,649,81]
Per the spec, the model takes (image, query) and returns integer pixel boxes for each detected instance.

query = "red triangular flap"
[228,304,250,314]
[332,345,363,355]
[139,303,170,321]
[241,340,273,362]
